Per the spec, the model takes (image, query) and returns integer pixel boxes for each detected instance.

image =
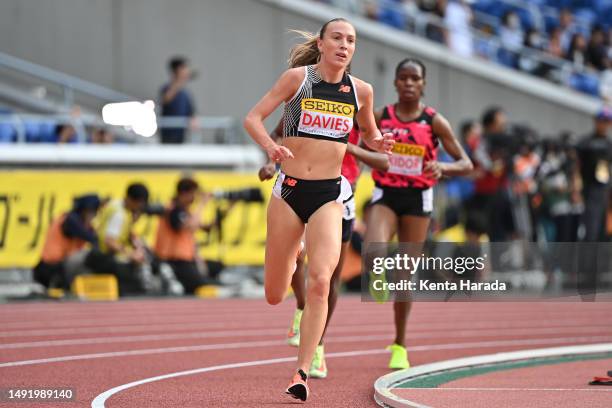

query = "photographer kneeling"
[34,194,101,290]
[86,183,153,296]
[155,177,213,294]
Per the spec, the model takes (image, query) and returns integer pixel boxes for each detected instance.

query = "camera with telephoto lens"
[212,187,264,203]
[143,203,166,216]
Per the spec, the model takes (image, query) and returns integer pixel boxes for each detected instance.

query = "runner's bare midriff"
[280,137,346,179]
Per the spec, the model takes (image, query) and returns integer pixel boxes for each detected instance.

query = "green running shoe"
[387,343,410,370]
[309,344,328,378]
[287,308,302,347]
[369,268,389,303]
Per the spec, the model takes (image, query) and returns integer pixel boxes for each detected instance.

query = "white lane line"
[89,348,390,408]
[2,324,612,350]
[2,301,608,327]
[374,343,612,408]
[394,387,612,392]
[0,311,297,329]
[3,315,610,338]
[2,300,594,314]
[3,309,610,330]
[2,334,611,368]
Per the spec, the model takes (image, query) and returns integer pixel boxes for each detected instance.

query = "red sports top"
[341,127,361,185]
[372,104,439,189]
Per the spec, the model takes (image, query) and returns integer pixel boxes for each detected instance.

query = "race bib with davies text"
[298,98,354,138]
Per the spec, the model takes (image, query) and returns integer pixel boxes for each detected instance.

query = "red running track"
[0,298,611,407]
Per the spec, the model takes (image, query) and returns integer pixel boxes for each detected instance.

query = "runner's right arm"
[258,119,283,181]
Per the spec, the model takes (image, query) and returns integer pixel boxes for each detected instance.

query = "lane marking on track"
[2,324,612,350]
[3,308,610,329]
[2,335,612,368]
[89,348,391,408]
[3,314,610,338]
[2,303,609,328]
[3,300,600,314]
[374,343,612,408]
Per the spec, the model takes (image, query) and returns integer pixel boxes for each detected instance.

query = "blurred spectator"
[378,0,406,29]
[86,183,153,295]
[577,108,612,241]
[537,137,581,243]
[586,25,608,71]
[566,33,588,72]
[512,130,540,241]
[519,27,548,77]
[364,0,379,20]
[0,108,15,143]
[33,194,101,289]
[440,120,478,227]
[474,23,497,60]
[600,60,612,102]
[54,124,77,144]
[160,56,196,144]
[419,0,447,45]
[154,177,213,294]
[467,107,515,242]
[558,8,578,54]
[330,0,362,14]
[547,26,564,59]
[606,26,612,61]
[499,11,524,68]
[444,0,473,57]
[461,118,481,157]
[576,107,612,291]
[401,0,419,32]
[91,128,114,144]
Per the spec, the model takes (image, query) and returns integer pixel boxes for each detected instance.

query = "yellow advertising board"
[0,170,375,268]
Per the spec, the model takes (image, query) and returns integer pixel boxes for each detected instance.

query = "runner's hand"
[258,162,277,181]
[370,132,395,155]
[424,161,444,179]
[266,143,294,164]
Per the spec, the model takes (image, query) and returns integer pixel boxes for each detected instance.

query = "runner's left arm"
[424,113,473,179]
[353,81,394,155]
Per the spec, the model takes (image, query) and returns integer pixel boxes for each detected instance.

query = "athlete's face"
[318,21,356,69]
[394,63,425,103]
[178,190,196,207]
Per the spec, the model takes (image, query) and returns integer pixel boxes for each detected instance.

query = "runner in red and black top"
[364,58,472,370]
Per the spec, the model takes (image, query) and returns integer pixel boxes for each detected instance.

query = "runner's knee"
[265,286,285,305]
[307,272,331,301]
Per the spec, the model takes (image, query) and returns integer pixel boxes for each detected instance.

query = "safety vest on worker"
[40,214,87,263]
[97,199,133,255]
[154,203,196,261]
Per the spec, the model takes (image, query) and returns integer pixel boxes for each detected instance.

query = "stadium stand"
[316,0,611,99]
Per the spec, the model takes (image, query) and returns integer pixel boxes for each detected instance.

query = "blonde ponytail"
[287,30,320,68]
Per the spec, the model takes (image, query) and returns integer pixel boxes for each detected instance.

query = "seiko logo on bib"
[389,143,426,176]
[298,98,354,138]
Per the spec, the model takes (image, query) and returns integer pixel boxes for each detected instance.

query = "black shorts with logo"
[371,186,433,217]
[273,172,352,224]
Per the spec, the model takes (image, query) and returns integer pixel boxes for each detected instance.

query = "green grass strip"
[396,352,612,388]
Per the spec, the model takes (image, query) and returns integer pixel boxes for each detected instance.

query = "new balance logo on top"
[338,85,351,93]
